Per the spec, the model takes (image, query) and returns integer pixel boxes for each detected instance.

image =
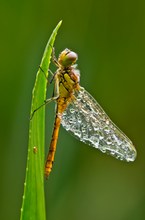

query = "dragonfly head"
[58,48,78,67]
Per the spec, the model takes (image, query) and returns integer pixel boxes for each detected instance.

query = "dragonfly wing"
[61,87,137,161]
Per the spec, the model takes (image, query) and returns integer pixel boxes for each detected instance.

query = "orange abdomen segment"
[45,113,61,178]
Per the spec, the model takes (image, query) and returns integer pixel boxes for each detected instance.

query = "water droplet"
[106,119,110,125]
[99,135,104,140]
[70,108,75,113]
[69,118,74,123]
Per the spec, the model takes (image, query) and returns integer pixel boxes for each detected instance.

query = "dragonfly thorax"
[57,66,80,99]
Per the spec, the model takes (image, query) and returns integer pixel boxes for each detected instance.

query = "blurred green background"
[1,0,145,220]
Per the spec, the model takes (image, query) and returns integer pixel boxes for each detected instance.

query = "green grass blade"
[20,21,62,220]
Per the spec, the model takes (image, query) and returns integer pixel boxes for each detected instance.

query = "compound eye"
[58,49,78,67]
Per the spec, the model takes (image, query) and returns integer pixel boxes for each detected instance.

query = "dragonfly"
[37,48,137,178]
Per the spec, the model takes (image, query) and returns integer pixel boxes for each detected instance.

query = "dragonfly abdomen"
[45,96,72,178]
[45,107,61,178]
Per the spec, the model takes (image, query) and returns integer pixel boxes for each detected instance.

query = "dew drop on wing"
[61,87,137,162]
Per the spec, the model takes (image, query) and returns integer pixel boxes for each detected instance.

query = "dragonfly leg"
[39,65,49,83]
[49,71,57,84]
[51,47,59,67]
[30,67,59,120]
[39,65,55,84]
[30,96,58,120]
[48,68,54,76]
[48,44,59,66]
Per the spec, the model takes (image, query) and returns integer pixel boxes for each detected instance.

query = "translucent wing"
[61,87,137,161]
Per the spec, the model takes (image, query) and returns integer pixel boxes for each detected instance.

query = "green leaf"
[20,21,62,220]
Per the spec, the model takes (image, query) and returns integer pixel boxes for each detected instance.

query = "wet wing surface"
[61,87,137,161]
